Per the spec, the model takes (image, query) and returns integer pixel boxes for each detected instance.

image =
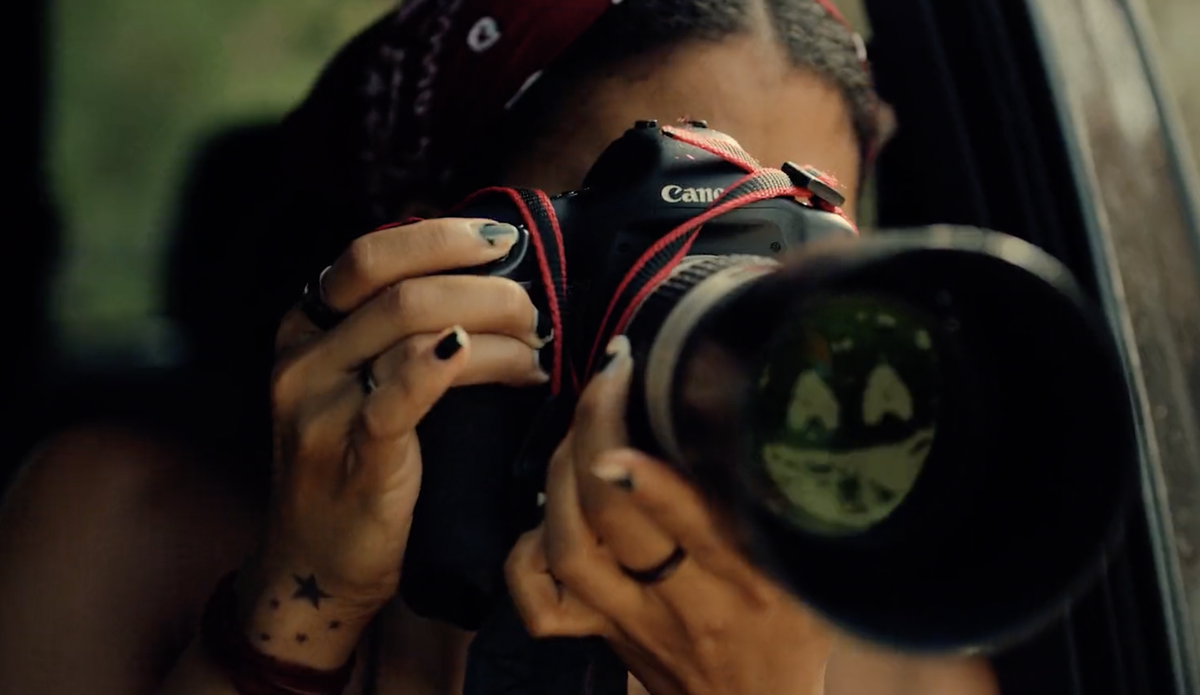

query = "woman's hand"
[246,218,551,668]
[505,336,998,695]
[504,336,832,695]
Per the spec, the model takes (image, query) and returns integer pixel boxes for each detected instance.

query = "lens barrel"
[624,227,1136,652]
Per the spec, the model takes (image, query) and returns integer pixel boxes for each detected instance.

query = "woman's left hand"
[503,335,834,695]
[503,335,1000,695]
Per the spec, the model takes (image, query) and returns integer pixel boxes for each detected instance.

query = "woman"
[0,1,999,693]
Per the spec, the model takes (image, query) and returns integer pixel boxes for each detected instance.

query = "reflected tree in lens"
[750,295,942,536]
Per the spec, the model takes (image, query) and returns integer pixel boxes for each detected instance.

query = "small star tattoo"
[292,574,332,609]
[329,620,341,630]
[269,598,280,610]
[259,633,271,642]
[296,633,308,644]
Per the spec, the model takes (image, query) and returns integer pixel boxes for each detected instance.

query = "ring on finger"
[299,265,346,331]
[619,546,687,585]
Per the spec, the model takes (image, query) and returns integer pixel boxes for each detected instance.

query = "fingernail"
[592,461,634,491]
[532,348,551,384]
[599,335,631,374]
[533,307,554,345]
[478,222,519,248]
[435,327,467,360]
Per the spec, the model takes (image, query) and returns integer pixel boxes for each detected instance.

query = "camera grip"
[402,384,548,628]
[400,206,557,629]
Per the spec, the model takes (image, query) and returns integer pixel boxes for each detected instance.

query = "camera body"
[401,120,856,628]
[451,120,855,355]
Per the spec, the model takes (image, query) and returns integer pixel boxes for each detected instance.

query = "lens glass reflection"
[749,294,942,536]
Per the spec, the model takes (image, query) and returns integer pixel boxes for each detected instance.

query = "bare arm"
[0,427,262,694]
[822,640,999,695]
[158,569,373,695]
[0,427,380,695]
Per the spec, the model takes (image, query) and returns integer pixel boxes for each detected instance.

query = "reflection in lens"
[749,294,942,536]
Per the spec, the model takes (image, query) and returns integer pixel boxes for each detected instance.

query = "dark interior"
[867,0,1185,692]
[3,0,1192,692]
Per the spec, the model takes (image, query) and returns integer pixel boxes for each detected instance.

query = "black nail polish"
[479,223,519,246]
[435,330,464,360]
[536,308,554,343]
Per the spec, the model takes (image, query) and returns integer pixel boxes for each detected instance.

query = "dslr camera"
[400,120,1135,652]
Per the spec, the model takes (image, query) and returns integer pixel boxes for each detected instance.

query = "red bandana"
[283,0,865,223]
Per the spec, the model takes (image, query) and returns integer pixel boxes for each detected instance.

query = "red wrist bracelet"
[201,572,358,695]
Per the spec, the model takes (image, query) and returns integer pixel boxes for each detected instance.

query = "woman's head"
[492,0,879,217]
[285,0,882,226]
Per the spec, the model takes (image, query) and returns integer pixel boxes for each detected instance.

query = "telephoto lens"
[623,227,1136,652]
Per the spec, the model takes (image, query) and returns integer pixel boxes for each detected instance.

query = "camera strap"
[460,128,855,695]
[583,126,855,376]
[454,186,576,396]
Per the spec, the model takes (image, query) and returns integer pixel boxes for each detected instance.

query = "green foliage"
[50,0,394,344]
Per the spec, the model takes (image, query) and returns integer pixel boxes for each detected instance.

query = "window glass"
[1144,0,1200,170]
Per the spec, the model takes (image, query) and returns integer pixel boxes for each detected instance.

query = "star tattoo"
[292,574,332,609]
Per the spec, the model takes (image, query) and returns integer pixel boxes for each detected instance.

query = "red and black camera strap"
[450,126,854,404]
[453,186,574,395]
[582,127,856,378]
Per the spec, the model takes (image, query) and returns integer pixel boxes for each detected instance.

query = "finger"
[374,333,549,389]
[504,526,613,639]
[276,305,326,357]
[591,448,764,590]
[570,336,678,571]
[355,326,470,447]
[318,275,543,372]
[572,335,632,462]
[542,434,644,617]
[323,218,521,313]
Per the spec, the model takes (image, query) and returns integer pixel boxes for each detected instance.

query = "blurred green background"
[47,0,1196,356]
[49,0,394,354]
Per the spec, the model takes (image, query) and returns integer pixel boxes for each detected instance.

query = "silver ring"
[317,266,332,295]
[300,266,346,331]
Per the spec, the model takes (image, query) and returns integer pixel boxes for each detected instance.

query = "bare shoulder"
[0,423,266,694]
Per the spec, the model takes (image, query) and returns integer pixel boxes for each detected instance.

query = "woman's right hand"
[241,218,550,669]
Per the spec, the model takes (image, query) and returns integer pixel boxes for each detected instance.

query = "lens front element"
[750,294,942,536]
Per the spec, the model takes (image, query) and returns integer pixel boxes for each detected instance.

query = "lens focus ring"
[628,255,780,464]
